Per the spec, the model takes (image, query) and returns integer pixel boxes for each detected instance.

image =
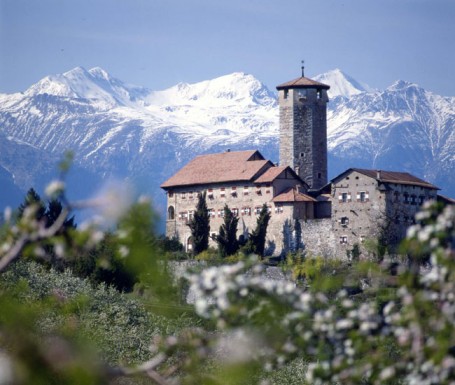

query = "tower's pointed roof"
[276,76,330,90]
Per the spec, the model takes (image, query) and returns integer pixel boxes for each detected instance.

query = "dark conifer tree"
[46,199,76,231]
[216,205,239,258]
[245,203,271,258]
[17,188,46,221]
[187,192,210,255]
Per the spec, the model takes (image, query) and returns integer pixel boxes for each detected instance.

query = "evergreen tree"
[46,199,76,231]
[245,203,271,258]
[17,188,46,221]
[216,205,239,258]
[187,192,210,256]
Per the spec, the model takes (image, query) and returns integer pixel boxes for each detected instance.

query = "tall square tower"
[277,70,330,191]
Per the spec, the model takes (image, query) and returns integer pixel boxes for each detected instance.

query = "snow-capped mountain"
[0,67,454,224]
[314,68,372,98]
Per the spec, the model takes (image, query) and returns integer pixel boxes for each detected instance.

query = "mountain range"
[0,67,454,226]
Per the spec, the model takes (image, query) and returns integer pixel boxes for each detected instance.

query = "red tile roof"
[333,168,439,190]
[276,76,330,90]
[253,166,287,183]
[272,187,317,203]
[161,150,273,188]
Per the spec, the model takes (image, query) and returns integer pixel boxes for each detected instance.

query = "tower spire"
[301,60,305,77]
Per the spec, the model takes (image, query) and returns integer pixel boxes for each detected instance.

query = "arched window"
[168,205,175,220]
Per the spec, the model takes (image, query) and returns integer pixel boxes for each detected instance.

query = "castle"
[161,68,441,258]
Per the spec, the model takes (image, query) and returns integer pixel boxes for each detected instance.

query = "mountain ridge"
[0,67,453,222]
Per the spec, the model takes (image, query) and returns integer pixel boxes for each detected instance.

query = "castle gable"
[272,187,317,203]
[253,166,307,187]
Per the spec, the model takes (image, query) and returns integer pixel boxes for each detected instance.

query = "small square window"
[340,217,349,227]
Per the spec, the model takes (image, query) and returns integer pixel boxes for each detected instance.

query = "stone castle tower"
[276,67,330,191]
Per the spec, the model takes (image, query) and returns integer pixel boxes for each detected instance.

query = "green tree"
[46,199,76,231]
[187,192,210,256]
[17,188,46,221]
[216,205,239,258]
[245,203,271,258]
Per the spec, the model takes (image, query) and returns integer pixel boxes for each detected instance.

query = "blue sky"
[1,0,454,95]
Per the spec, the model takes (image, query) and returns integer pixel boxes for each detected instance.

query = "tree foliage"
[215,205,239,258]
[187,192,210,256]
[1,176,455,385]
[244,203,271,257]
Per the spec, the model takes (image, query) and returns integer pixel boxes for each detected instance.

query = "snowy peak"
[314,68,371,98]
[146,72,276,107]
[24,66,149,107]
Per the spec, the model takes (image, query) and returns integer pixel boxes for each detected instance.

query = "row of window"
[394,192,427,205]
[338,191,370,203]
[339,235,366,244]
[172,205,281,221]
[169,185,272,200]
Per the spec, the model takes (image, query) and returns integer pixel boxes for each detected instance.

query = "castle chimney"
[377,170,382,180]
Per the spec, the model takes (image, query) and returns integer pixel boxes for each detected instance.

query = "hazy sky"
[1,0,454,95]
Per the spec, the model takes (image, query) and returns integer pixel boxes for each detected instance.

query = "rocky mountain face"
[0,67,454,224]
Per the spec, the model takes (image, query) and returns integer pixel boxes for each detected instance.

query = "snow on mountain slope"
[0,67,454,220]
[0,68,279,217]
[326,80,455,192]
[314,68,372,98]
[24,66,150,108]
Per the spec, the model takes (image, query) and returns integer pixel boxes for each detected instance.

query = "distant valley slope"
[1,67,454,224]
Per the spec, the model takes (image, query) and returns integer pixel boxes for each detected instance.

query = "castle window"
[317,89,322,99]
[178,212,187,221]
[340,236,348,244]
[181,192,186,199]
[168,192,174,198]
[318,172,322,179]
[275,205,283,214]
[254,206,262,215]
[208,208,216,218]
[168,206,175,220]
[418,195,425,204]
[188,191,194,200]
[410,195,416,205]
[283,89,288,99]
[339,192,350,203]
[243,186,249,196]
[256,188,262,195]
[188,210,194,220]
[340,217,349,227]
[232,208,239,217]
[218,209,225,218]
[265,183,271,194]
[300,152,304,158]
[231,187,237,196]
[357,191,369,202]
[208,188,214,199]
[267,206,272,214]
[220,188,226,198]
[241,207,251,216]
[359,235,366,243]
[404,193,410,204]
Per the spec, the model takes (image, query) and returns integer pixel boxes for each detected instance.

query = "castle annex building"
[161,69,440,257]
